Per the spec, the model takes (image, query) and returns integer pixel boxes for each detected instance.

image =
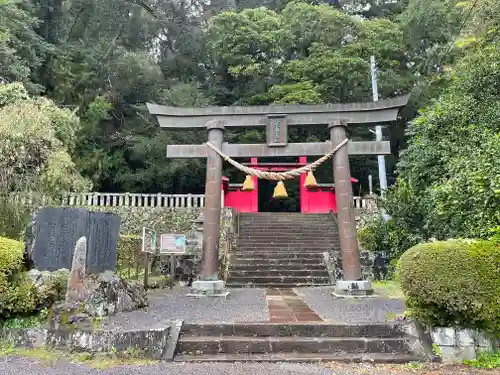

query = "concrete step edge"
[179,336,410,343]
[173,353,423,363]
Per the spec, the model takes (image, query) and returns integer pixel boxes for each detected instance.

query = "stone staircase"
[174,322,425,362]
[226,213,338,288]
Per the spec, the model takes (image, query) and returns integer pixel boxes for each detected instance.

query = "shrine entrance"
[222,157,358,214]
[147,96,409,296]
[255,159,301,213]
[258,178,300,212]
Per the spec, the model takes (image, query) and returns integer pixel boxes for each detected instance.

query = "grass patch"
[373,280,404,299]
[0,344,62,364]
[0,343,157,368]
[1,309,49,329]
[76,355,156,369]
[464,351,500,369]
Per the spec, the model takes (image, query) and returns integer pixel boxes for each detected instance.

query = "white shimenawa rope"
[205,138,349,181]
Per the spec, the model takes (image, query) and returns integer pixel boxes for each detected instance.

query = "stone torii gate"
[147,96,408,296]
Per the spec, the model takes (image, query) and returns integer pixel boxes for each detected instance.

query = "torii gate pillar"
[330,121,371,296]
[191,120,228,296]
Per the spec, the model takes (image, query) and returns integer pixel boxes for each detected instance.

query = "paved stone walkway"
[101,286,403,329]
[294,287,404,324]
[0,357,493,375]
[102,287,269,329]
[266,288,323,322]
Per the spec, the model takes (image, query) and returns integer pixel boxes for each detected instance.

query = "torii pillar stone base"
[329,120,373,298]
[189,120,229,298]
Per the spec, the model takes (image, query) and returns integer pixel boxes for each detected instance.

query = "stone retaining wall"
[430,327,499,363]
[0,325,178,360]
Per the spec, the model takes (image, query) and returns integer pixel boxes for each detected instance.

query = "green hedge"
[116,235,142,279]
[0,236,24,274]
[398,239,500,333]
[0,237,37,317]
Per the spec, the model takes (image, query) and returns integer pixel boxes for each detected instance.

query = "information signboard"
[159,234,186,255]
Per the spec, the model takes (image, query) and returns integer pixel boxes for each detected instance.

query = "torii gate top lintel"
[146,95,409,130]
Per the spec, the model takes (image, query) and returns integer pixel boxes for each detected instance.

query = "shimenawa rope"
[204,138,349,181]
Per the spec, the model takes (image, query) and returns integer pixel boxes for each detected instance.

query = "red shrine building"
[221,157,357,214]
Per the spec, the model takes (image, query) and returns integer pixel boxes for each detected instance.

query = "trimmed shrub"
[117,235,142,279]
[0,236,37,317]
[0,236,24,275]
[398,239,500,333]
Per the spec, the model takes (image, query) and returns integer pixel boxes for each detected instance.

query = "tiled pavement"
[265,288,323,322]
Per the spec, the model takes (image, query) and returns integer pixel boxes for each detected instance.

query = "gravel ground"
[0,357,496,375]
[294,287,405,324]
[102,287,269,329]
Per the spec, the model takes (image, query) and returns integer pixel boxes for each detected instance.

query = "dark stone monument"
[25,207,120,273]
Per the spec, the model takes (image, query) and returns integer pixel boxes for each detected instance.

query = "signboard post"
[159,234,186,289]
[141,227,157,288]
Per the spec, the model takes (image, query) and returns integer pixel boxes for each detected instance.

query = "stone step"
[237,242,337,248]
[239,219,333,222]
[239,219,334,223]
[228,270,329,277]
[232,257,326,262]
[174,352,423,363]
[237,238,339,243]
[234,250,331,255]
[239,213,332,216]
[238,232,336,236]
[239,223,334,227]
[177,336,414,355]
[239,224,335,229]
[226,276,330,284]
[180,323,409,338]
[233,254,325,262]
[239,216,333,220]
[231,261,325,267]
[226,282,331,288]
[230,263,327,270]
[239,227,335,231]
[238,239,337,244]
[238,231,337,236]
[239,216,332,220]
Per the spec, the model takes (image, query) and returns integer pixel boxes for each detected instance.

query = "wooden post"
[143,252,150,289]
[170,255,176,290]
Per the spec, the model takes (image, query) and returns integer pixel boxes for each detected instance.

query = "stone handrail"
[353,195,377,210]
[10,192,376,210]
[11,192,206,208]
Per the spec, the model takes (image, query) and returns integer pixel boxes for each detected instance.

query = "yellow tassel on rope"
[242,175,254,192]
[304,171,318,188]
[273,181,288,199]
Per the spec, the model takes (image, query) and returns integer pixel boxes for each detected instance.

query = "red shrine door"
[221,157,357,214]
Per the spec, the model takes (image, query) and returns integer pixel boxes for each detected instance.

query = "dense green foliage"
[360,1,500,254]
[0,237,37,317]
[1,0,497,243]
[398,239,500,333]
[0,0,471,198]
[464,351,500,369]
[117,235,142,278]
[0,83,90,195]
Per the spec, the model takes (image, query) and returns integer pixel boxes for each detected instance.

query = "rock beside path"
[50,271,147,328]
[84,271,148,317]
[27,268,69,308]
